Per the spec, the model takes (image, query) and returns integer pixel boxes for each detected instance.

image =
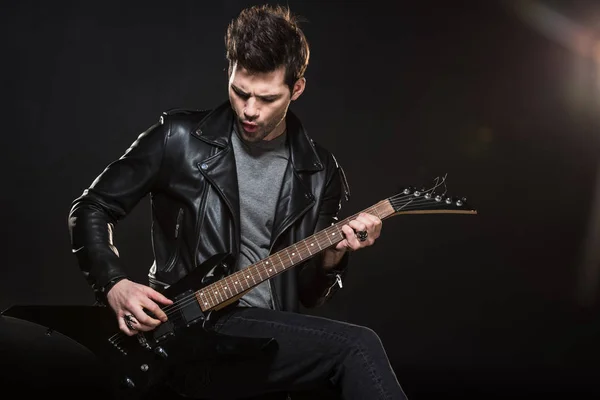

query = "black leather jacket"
[68,101,350,312]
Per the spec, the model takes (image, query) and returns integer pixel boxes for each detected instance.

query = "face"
[228,63,305,142]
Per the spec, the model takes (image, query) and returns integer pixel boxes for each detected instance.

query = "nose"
[243,98,259,121]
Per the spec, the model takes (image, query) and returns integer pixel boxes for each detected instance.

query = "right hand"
[106,279,174,336]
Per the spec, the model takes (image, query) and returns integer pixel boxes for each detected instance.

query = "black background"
[1,0,599,398]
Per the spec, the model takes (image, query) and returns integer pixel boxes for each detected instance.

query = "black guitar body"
[2,253,278,399]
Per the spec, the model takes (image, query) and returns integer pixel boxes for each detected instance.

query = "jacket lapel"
[193,102,241,242]
[190,101,325,252]
[270,111,323,247]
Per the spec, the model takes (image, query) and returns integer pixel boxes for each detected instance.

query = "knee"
[345,324,385,353]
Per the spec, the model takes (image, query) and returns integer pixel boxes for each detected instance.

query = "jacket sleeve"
[67,116,170,304]
[297,153,351,308]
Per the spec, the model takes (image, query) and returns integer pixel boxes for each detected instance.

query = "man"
[68,4,407,400]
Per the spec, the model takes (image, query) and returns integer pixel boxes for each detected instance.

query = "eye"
[232,87,249,100]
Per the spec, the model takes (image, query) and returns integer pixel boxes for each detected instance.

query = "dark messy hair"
[225,4,310,91]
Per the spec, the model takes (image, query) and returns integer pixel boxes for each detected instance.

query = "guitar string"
[109,194,462,345]
[109,194,461,344]
[110,195,462,344]
[109,200,386,345]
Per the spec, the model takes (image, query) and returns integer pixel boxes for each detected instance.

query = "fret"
[275,252,285,270]
[284,248,294,264]
[264,260,273,276]
[197,289,210,308]
[324,228,334,245]
[372,205,382,219]
[213,286,224,303]
[222,276,233,298]
[194,291,208,311]
[332,225,342,243]
[265,260,275,275]
[302,238,312,256]
[256,263,264,280]
[262,262,272,278]
[232,272,244,294]
[243,269,255,287]
[291,244,301,262]
[201,286,216,308]
[313,234,322,250]
[227,276,235,293]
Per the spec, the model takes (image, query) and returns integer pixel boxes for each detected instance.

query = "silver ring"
[124,314,137,331]
[357,230,368,242]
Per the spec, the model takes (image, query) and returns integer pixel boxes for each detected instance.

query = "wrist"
[96,276,127,305]
[322,247,347,271]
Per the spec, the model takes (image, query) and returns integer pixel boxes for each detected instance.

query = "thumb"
[335,240,350,251]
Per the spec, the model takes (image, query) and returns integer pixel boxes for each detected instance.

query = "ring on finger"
[356,230,368,242]
[124,314,137,331]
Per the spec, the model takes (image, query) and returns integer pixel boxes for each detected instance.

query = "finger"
[118,316,137,336]
[130,305,162,330]
[347,219,367,233]
[335,238,351,251]
[335,240,346,251]
[362,212,381,226]
[362,214,382,236]
[146,288,173,306]
[342,225,361,250]
[142,297,169,323]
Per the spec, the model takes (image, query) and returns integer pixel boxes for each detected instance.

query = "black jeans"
[167,306,408,400]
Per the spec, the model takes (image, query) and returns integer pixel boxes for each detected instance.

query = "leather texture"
[68,101,350,312]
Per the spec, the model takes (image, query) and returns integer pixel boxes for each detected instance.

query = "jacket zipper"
[193,185,210,270]
[164,208,184,272]
[267,198,316,311]
[324,274,343,298]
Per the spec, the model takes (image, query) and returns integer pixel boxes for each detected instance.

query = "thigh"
[170,306,364,398]
[216,307,376,386]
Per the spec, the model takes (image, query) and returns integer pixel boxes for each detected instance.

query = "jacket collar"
[192,101,324,173]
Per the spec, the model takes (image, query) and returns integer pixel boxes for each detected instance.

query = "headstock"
[388,175,477,216]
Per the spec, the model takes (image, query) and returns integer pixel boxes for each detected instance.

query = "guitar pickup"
[152,320,175,342]
[173,290,205,327]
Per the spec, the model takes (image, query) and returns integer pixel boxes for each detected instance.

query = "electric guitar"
[3,177,477,399]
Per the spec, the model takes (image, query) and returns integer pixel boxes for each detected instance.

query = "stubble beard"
[236,109,287,143]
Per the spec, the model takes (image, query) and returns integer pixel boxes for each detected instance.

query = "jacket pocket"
[164,208,184,272]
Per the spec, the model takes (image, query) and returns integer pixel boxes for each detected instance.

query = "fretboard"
[194,199,395,311]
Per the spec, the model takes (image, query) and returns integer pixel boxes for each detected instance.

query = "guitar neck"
[194,199,395,311]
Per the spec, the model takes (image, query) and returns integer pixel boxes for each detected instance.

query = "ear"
[290,77,306,101]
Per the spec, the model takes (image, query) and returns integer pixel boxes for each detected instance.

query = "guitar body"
[2,253,277,399]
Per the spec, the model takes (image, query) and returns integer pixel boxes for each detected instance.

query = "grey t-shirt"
[230,127,289,308]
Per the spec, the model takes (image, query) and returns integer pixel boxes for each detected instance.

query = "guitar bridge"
[137,333,151,350]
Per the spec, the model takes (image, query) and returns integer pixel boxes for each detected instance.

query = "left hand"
[322,212,382,269]
[336,212,382,252]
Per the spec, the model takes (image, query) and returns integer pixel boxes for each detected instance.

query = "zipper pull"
[324,273,343,298]
[335,274,343,289]
[175,208,184,238]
